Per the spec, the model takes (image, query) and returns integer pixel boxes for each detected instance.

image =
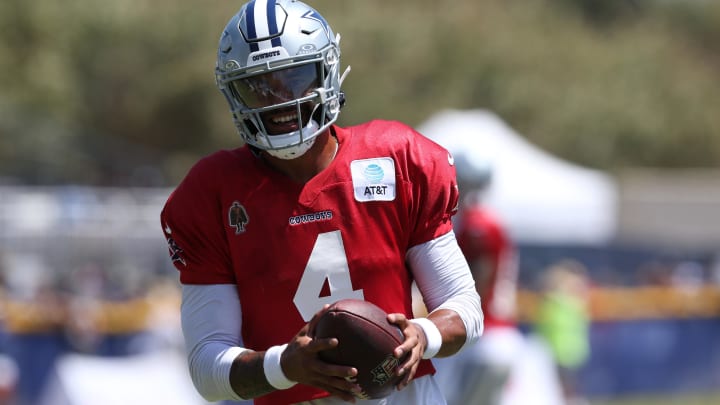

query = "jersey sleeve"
[160,156,235,285]
[406,127,460,247]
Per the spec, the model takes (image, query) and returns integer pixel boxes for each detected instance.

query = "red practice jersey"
[455,205,518,329]
[161,120,459,405]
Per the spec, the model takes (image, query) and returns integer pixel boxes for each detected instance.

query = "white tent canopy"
[417,109,617,245]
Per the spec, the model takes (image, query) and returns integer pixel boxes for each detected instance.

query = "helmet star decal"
[301,9,331,39]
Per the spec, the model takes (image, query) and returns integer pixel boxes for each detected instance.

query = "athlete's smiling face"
[231,63,320,135]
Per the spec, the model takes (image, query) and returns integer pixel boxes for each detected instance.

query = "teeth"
[273,113,298,124]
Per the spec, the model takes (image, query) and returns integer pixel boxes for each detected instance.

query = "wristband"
[410,318,442,359]
[263,344,297,390]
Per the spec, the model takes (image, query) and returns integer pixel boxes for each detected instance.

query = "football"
[309,299,408,399]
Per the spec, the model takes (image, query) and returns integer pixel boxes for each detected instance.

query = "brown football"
[309,299,408,399]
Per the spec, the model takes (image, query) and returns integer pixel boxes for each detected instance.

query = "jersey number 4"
[293,230,364,321]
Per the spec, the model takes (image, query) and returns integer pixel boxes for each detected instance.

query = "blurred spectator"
[535,259,591,405]
[0,256,7,340]
[63,261,106,353]
[3,306,65,404]
[711,253,720,286]
[636,259,674,286]
[0,354,19,405]
[670,260,705,295]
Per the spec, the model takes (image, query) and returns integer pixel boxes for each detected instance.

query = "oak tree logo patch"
[228,201,249,234]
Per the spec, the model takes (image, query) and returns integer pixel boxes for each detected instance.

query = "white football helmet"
[215,0,349,159]
[453,151,493,206]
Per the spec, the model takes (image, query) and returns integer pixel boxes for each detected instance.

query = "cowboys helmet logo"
[229,201,249,234]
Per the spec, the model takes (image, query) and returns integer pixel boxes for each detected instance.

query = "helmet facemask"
[227,57,335,159]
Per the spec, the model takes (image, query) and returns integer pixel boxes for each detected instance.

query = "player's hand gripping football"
[280,306,363,402]
[387,313,426,390]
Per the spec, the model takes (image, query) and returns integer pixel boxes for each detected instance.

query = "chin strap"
[340,65,351,86]
[335,31,351,92]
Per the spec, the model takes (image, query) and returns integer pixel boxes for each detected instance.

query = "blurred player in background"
[425,148,563,405]
[431,154,524,405]
[160,1,483,404]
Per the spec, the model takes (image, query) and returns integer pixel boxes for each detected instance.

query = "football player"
[431,155,523,405]
[426,134,564,405]
[160,1,483,404]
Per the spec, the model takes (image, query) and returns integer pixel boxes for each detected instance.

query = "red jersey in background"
[455,204,518,329]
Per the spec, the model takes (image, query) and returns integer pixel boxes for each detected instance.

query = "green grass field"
[594,392,720,405]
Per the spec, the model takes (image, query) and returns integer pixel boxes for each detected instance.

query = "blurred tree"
[0,0,238,185]
[556,0,644,25]
[1,0,719,186]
